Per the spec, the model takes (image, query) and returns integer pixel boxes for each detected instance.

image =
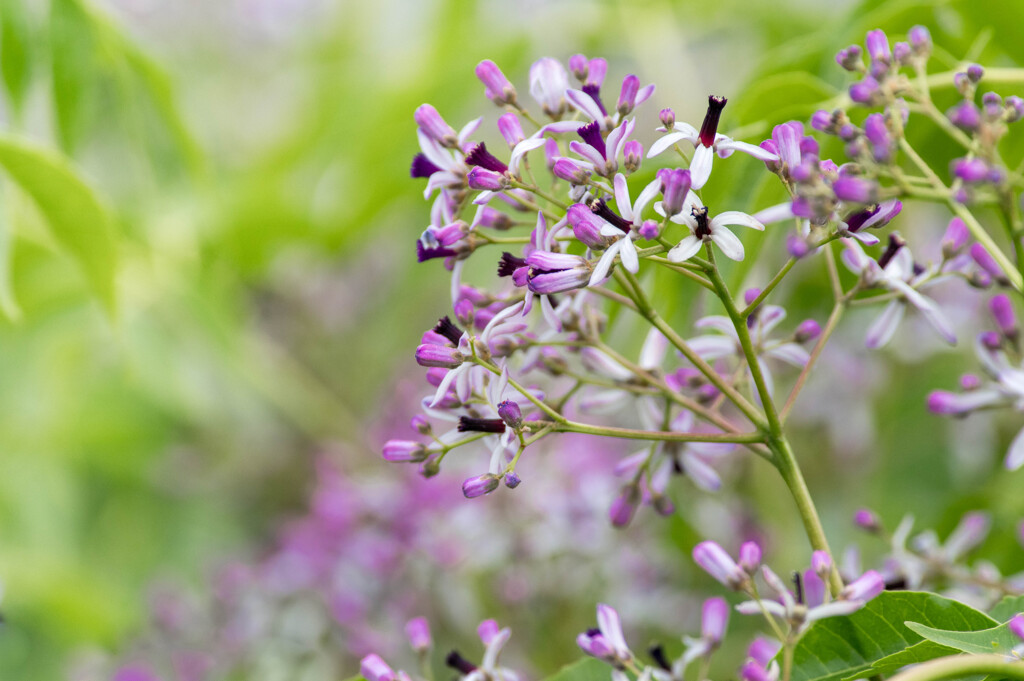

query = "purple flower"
[615,74,654,116]
[648,95,778,189]
[570,118,636,176]
[476,60,517,106]
[462,474,500,498]
[406,617,432,652]
[497,400,523,429]
[863,113,894,162]
[865,29,891,64]
[383,440,429,462]
[948,101,981,132]
[854,508,881,532]
[832,176,878,203]
[693,541,747,589]
[970,243,1009,285]
[416,344,465,369]
[839,570,885,602]
[527,251,592,295]
[362,654,397,681]
[941,217,969,257]
[738,541,762,573]
[529,57,569,116]
[415,104,458,146]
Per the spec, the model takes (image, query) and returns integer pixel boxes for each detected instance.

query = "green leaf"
[0,134,117,314]
[732,71,839,127]
[785,591,996,681]
[869,640,961,676]
[989,595,1024,623]
[541,658,610,681]
[0,0,34,115]
[905,621,1023,656]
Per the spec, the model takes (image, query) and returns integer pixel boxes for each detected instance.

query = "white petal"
[757,305,787,335]
[914,296,958,345]
[672,121,700,138]
[667,235,702,263]
[766,343,810,367]
[647,131,687,158]
[689,145,714,189]
[682,452,722,492]
[565,88,605,122]
[508,137,546,176]
[1005,424,1024,471]
[620,237,639,273]
[848,230,881,246]
[589,244,620,286]
[639,329,669,370]
[710,226,745,261]
[717,139,780,162]
[540,294,562,332]
[450,259,465,307]
[752,202,795,225]
[429,365,464,407]
[711,211,765,231]
[569,140,606,167]
[687,335,736,360]
[634,177,663,218]
[756,359,775,397]
[536,121,586,135]
[694,315,735,336]
[865,300,905,349]
[613,174,633,222]
[606,118,635,161]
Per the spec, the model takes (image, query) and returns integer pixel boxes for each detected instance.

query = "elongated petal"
[613,174,634,222]
[590,243,620,285]
[682,452,722,492]
[566,88,606,122]
[606,119,635,162]
[687,335,736,359]
[847,229,881,246]
[865,300,905,349]
[508,137,546,176]
[569,140,607,167]
[710,227,745,261]
[718,139,780,162]
[711,211,765,231]
[667,235,702,263]
[689,145,715,189]
[1005,424,1024,471]
[766,343,810,367]
[619,237,639,273]
[752,202,795,225]
[634,177,663,218]
[647,131,687,158]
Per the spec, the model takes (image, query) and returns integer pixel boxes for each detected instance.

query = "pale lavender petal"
[508,137,547,176]
[634,177,663,217]
[1006,425,1024,471]
[683,452,722,492]
[619,237,639,273]
[570,140,607,167]
[766,343,810,367]
[712,211,765,231]
[613,174,633,222]
[751,202,795,225]
[848,230,881,246]
[566,88,606,122]
[457,116,484,146]
[865,300,904,349]
[590,244,620,286]
[718,139,780,162]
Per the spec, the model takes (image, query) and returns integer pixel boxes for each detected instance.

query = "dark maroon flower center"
[692,205,712,239]
[698,95,728,147]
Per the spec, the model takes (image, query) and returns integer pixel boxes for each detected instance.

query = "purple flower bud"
[927,390,972,415]
[1009,614,1024,642]
[415,104,458,146]
[586,58,607,88]
[476,60,516,105]
[1006,96,1024,123]
[892,41,911,64]
[462,474,500,498]
[849,77,879,105]
[693,541,747,589]
[865,29,891,62]
[908,25,931,54]
[416,344,464,369]
[738,540,762,574]
[504,471,521,489]
[553,158,592,184]
[568,204,610,249]
[383,440,428,462]
[787,233,811,258]
[967,64,984,83]
[811,550,832,576]
[638,220,659,240]
[941,217,969,257]
[497,113,525,147]
[544,138,560,169]
[836,45,863,71]
[497,399,523,429]
[701,597,729,645]
[361,654,396,681]
[948,100,981,132]
[982,91,1002,118]
[970,243,1008,284]
[617,75,640,115]
[864,113,893,162]
[944,511,991,559]
[952,158,990,183]
[990,294,1018,338]
[411,415,431,435]
[530,57,569,116]
[748,638,781,667]
[577,630,613,659]
[811,109,834,133]
[833,176,878,203]
[743,288,762,306]
[609,484,641,528]
[454,299,475,328]
[840,570,884,602]
[623,140,643,172]
[659,108,675,129]
[854,508,881,531]
[569,54,588,81]
[981,330,1002,350]
[795,319,822,343]
[467,167,508,191]
[741,661,773,681]
[477,619,500,645]
[961,373,981,390]
[406,617,432,652]
[529,265,591,295]
[659,168,692,217]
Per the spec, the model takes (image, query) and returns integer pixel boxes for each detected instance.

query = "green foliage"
[541,658,611,681]
[0,0,34,116]
[905,620,1024,656]
[990,595,1024,622]
[0,134,117,315]
[784,591,996,681]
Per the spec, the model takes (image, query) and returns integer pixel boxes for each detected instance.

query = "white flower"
[660,198,764,263]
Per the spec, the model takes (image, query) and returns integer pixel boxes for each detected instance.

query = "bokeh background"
[0,0,1023,679]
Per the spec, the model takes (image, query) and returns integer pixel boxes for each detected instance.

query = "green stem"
[524,420,764,444]
[781,300,847,422]
[885,655,1024,681]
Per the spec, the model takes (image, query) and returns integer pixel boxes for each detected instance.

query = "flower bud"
[609,484,641,528]
[970,243,1009,285]
[795,319,822,343]
[467,167,509,191]
[941,217,969,257]
[990,294,1018,340]
[383,440,428,463]
[865,29,891,63]
[658,168,692,217]
[497,113,525,147]
[840,570,885,602]
[462,474,500,498]
[908,25,931,55]
[623,140,643,172]
[693,541,747,589]
[659,108,675,129]
[701,597,729,645]
[503,471,521,489]
[569,54,588,81]
[476,60,517,106]
[553,158,592,185]
[811,550,832,577]
[497,399,524,429]
[832,176,878,203]
[836,45,863,71]
[738,541,762,574]
[415,344,464,369]
[967,64,984,83]
[415,104,458,146]
[849,77,879,105]
[406,617,432,652]
[854,508,881,532]
[411,415,432,435]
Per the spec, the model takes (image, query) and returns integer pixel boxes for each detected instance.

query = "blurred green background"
[0,0,1023,678]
